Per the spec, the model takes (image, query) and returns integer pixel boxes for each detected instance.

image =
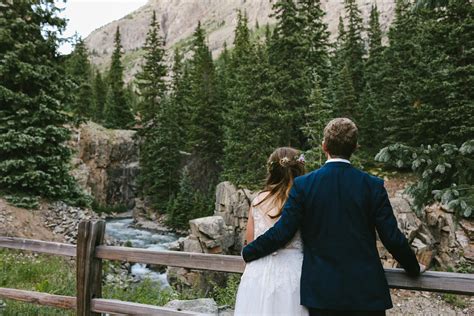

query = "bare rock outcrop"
[85,0,396,82]
[70,122,139,209]
[214,181,257,252]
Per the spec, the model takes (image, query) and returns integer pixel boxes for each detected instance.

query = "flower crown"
[269,153,305,168]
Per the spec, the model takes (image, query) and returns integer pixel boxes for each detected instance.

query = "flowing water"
[105,218,178,286]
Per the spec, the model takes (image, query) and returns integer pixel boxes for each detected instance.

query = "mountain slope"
[85,0,396,81]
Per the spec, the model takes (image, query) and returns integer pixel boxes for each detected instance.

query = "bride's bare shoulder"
[252,191,270,207]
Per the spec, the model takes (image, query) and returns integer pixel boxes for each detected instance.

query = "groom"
[242,118,422,316]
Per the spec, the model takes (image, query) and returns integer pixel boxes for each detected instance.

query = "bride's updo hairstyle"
[255,147,305,218]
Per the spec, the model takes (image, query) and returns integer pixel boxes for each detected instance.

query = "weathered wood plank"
[0,237,76,257]
[95,246,246,273]
[92,299,200,315]
[76,221,106,316]
[385,268,474,295]
[0,289,199,315]
[0,288,76,310]
[96,246,474,295]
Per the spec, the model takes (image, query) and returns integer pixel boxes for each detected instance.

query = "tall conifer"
[269,0,311,147]
[0,1,85,207]
[104,27,134,128]
[66,38,94,118]
[136,11,167,123]
[187,22,222,189]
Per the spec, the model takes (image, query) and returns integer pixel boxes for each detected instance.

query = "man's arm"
[375,181,420,277]
[242,179,304,262]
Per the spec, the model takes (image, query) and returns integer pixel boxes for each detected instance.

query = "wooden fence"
[0,220,473,315]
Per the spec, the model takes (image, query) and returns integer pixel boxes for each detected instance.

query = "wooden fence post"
[76,220,106,316]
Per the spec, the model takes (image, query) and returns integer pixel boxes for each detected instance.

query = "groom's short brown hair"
[323,118,358,159]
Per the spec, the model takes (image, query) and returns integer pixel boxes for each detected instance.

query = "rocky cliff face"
[70,122,139,209]
[85,0,396,81]
[180,181,473,268]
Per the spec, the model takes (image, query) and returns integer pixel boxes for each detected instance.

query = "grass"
[438,261,472,309]
[0,249,241,315]
[0,250,76,315]
[440,293,469,309]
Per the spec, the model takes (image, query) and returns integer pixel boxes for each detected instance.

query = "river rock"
[165,298,218,315]
[70,122,139,209]
[189,216,234,254]
[43,201,100,244]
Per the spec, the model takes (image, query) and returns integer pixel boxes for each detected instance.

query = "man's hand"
[419,263,427,274]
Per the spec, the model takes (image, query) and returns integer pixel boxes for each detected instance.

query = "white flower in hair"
[279,157,290,166]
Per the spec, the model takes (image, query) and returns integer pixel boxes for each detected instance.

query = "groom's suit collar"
[326,158,351,164]
[323,158,352,169]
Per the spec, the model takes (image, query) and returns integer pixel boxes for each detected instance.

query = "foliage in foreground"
[0,249,243,315]
[375,140,473,218]
[0,250,177,315]
[0,1,89,209]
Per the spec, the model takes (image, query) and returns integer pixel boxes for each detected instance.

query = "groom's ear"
[322,141,328,153]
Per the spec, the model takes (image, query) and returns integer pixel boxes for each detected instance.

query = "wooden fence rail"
[0,220,473,315]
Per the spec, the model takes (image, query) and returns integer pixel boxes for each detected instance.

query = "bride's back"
[252,192,303,251]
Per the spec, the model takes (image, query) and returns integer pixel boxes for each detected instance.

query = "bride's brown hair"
[255,147,305,218]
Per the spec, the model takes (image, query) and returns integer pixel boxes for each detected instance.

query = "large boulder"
[70,122,139,209]
[189,216,234,254]
[214,182,258,252]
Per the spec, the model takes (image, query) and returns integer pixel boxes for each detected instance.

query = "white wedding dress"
[234,203,308,316]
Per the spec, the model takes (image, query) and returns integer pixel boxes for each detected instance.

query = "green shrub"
[91,200,128,215]
[166,167,214,230]
[376,140,473,218]
[210,274,241,307]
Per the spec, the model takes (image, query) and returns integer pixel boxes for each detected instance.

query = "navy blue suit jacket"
[242,162,420,311]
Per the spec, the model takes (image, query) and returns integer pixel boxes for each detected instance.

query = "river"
[105,218,178,286]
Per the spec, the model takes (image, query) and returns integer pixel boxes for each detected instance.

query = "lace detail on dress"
[252,207,303,251]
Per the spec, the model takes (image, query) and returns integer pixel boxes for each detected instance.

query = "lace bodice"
[252,206,303,251]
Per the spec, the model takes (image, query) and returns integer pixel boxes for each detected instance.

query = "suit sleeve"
[374,181,420,277]
[242,178,304,263]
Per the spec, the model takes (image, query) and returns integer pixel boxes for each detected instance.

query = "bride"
[234,147,308,316]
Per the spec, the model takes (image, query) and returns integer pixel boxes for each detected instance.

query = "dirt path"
[0,199,61,241]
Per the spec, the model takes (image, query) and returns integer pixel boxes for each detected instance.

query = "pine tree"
[136,11,181,211]
[382,0,422,145]
[342,0,365,98]
[166,167,194,229]
[170,48,191,146]
[269,0,312,147]
[333,64,357,119]
[139,97,182,211]
[409,0,474,144]
[222,12,283,187]
[301,80,333,169]
[298,0,330,84]
[329,0,365,128]
[166,167,213,229]
[104,26,134,129]
[93,70,107,122]
[0,1,86,207]
[66,38,94,118]
[136,11,167,123]
[359,4,385,153]
[187,22,222,189]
